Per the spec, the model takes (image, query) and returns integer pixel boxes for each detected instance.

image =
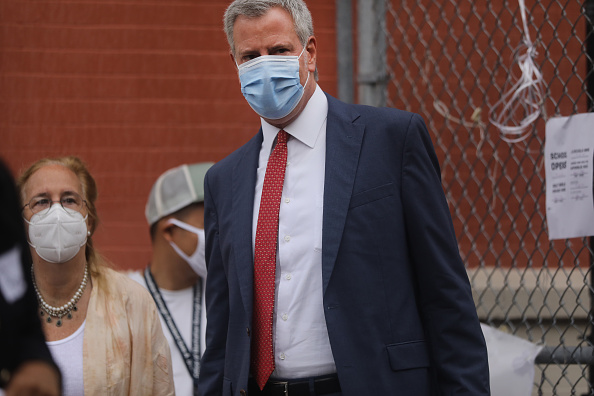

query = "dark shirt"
[0,159,59,388]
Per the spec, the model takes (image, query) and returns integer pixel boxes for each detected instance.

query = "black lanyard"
[144,267,201,383]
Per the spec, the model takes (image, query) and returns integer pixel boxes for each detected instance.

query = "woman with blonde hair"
[17,155,175,396]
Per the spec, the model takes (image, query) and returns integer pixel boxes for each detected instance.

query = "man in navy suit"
[198,1,490,395]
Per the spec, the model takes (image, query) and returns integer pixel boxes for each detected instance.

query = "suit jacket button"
[246,327,250,337]
[240,389,247,396]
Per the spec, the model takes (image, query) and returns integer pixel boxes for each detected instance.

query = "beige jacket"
[83,267,175,395]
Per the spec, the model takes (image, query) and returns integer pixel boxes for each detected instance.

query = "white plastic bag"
[481,323,543,396]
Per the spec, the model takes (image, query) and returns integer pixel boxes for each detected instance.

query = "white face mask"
[25,204,88,264]
[167,218,206,278]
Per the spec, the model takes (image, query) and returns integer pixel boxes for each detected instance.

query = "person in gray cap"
[128,162,213,396]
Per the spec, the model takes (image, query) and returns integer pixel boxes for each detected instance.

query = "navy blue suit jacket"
[198,93,490,396]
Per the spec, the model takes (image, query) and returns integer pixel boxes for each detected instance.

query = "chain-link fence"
[363,0,594,394]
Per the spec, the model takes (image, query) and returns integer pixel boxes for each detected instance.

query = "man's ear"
[160,219,176,243]
[305,36,317,73]
[229,50,237,66]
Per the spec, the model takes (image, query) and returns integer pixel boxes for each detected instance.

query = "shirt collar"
[261,84,328,150]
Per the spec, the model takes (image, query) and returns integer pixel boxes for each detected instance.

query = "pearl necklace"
[31,264,88,327]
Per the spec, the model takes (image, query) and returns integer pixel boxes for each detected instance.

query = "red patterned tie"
[252,130,289,390]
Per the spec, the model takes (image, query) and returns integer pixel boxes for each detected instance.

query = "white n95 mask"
[25,204,88,264]
[167,218,207,278]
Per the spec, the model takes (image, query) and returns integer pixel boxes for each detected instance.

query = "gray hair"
[224,0,314,57]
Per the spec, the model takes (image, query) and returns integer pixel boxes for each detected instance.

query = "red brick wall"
[0,0,337,270]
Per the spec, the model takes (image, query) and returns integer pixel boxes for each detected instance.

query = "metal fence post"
[586,0,594,393]
[356,0,387,107]
[584,0,594,112]
[336,0,354,104]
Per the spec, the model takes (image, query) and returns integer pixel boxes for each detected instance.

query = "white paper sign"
[481,324,543,396]
[545,113,594,240]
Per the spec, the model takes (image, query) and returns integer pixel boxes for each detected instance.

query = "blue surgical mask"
[237,46,309,120]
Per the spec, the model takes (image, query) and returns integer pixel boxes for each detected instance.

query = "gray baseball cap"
[145,162,214,226]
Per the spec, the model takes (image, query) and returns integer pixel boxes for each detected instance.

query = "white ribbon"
[489,0,545,143]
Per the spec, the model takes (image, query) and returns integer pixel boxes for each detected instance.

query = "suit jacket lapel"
[322,94,365,294]
[232,131,263,317]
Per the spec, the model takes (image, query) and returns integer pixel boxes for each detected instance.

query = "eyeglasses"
[23,192,87,215]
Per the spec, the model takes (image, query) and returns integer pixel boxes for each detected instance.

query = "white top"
[46,320,86,396]
[127,270,206,396]
[253,84,336,378]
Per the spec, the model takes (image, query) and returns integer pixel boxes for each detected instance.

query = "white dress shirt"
[252,85,336,378]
